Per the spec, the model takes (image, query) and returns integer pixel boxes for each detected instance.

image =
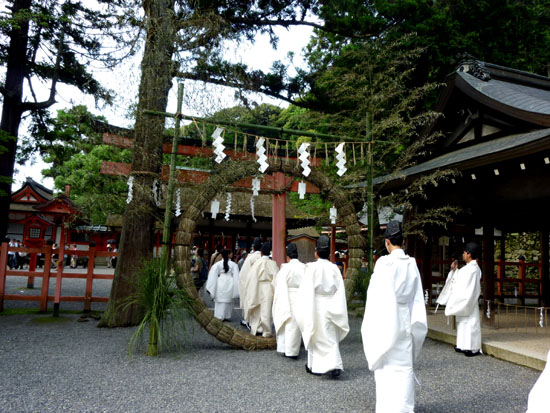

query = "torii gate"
[102,105,347,266]
[102,84,367,350]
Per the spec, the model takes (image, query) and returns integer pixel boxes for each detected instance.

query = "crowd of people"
[189,223,548,412]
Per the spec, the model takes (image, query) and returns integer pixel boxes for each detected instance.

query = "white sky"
[12,24,314,190]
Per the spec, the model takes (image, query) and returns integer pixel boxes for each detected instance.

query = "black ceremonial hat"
[384,220,402,238]
[261,242,272,255]
[316,235,330,252]
[286,243,298,256]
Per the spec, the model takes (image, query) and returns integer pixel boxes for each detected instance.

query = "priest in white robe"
[445,242,482,356]
[238,238,262,327]
[205,249,240,321]
[526,349,550,413]
[295,235,349,378]
[272,243,306,358]
[245,242,279,337]
[435,258,458,312]
[362,220,427,413]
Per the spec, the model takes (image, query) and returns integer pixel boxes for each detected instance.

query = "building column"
[272,172,286,267]
[540,230,549,306]
[482,225,495,327]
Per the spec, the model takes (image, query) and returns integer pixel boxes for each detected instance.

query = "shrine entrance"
[173,157,365,350]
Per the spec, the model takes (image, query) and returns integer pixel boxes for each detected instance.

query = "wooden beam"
[103,132,322,166]
[100,161,321,194]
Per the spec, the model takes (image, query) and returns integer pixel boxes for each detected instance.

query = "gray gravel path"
[0,276,542,412]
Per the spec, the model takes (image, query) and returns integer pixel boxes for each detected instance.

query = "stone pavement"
[427,310,550,371]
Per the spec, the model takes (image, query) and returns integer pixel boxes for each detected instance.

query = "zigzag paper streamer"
[250,195,257,223]
[486,301,490,319]
[335,142,347,176]
[175,188,182,217]
[298,181,306,199]
[256,137,269,173]
[225,193,232,221]
[252,178,261,196]
[126,176,134,204]
[330,205,337,224]
[210,199,220,220]
[298,142,311,177]
[212,127,226,163]
[152,179,161,207]
[540,307,544,328]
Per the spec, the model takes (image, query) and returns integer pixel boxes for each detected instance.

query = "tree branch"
[176,70,309,107]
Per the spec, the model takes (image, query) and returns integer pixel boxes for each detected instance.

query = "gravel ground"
[0,274,542,412]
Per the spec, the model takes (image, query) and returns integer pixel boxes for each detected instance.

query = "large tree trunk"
[99,0,176,327]
[0,0,32,240]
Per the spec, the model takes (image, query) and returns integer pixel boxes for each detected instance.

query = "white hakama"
[445,260,482,351]
[526,350,550,413]
[205,260,239,321]
[245,256,279,336]
[361,249,427,413]
[238,251,261,322]
[295,259,349,374]
[272,259,306,356]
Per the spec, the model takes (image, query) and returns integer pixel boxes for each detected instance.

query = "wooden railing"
[428,258,543,305]
[0,242,116,314]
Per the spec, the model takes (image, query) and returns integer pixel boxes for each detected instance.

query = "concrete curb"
[427,328,546,371]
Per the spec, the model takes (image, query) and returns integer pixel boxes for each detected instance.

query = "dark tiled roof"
[370,128,550,186]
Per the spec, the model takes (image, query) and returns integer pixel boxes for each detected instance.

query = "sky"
[12,23,314,191]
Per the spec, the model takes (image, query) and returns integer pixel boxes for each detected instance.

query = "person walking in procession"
[361,220,427,413]
[272,243,306,358]
[205,249,240,321]
[445,242,482,357]
[238,238,262,328]
[295,235,349,378]
[245,242,279,337]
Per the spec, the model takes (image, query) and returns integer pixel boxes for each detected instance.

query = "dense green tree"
[20,105,131,224]
[100,0,329,327]
[0,0,132,239]
[183,0,550,109]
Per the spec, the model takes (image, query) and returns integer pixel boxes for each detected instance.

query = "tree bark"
[0,0,32,240]
[99,0,176,327]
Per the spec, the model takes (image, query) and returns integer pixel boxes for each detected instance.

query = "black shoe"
[463,350,481,357]
[284,355,298,360]
[305,364,321,376]
[454,347,464,353]
[329,369,342,378]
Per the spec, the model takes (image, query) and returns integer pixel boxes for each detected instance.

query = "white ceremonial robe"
[436,268,457,307]
[238,251,262,320]
[361,248,427,413]
[526,350,550,413]
[245,256,279,336]
[295,258,349,374]
[205,260,240,321]
[272,259,306,357]
[445,260,482,351]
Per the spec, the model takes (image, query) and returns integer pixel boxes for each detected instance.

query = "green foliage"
[288,192,332,220]
[122,258,195,357]
[18,105,130,224]
[52,144,131,224]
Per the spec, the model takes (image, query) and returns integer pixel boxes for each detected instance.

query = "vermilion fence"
[0,242,116,314]
[429,258,543,305]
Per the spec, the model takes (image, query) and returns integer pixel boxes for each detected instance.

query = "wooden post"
[39,243,53,312]
[518,257,526,306]
[0,242,8,312]
[84,243,96,312]
[272,172,286,267]
[482,224,495,326]
[53,225,66,317]
[27,251,37,289]
[421,237,432,308]
[330,225,336,263]
[540,230,549,306]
